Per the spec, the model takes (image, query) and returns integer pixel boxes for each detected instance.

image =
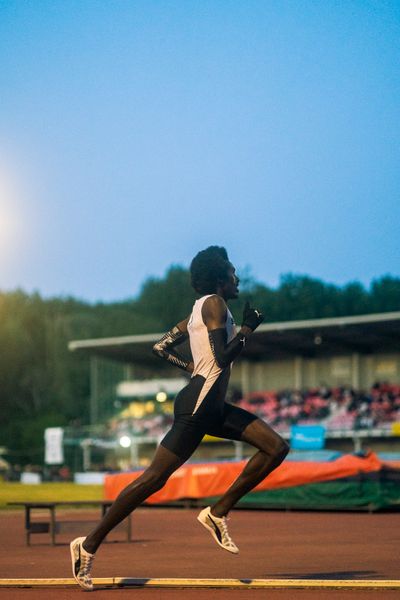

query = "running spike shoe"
[70,536,95,591]
[197,506,239,554]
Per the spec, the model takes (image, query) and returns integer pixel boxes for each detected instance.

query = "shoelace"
[80,552,94,577]
[219,517,236,548]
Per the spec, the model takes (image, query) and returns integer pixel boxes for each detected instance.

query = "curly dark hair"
[190,246,231,295]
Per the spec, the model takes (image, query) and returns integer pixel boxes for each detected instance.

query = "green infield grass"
[0,482,103,509]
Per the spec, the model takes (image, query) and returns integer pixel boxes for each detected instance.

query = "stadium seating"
[111,383,400,437]
[236,383,400,433]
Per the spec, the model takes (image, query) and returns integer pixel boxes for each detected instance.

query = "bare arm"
[201,295,252,369]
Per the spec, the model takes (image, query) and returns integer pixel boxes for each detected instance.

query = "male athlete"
[70,246,289,590]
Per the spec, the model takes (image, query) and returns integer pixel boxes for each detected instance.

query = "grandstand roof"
[68,311,400,364]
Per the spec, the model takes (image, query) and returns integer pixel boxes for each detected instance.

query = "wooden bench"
[8,501,132,546]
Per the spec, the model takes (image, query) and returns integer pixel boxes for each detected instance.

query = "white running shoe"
[197,506,239,554]
[70,536,95,591]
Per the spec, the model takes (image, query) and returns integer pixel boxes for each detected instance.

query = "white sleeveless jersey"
[187,294,236,415]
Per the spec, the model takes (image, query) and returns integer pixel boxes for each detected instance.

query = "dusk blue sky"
[1,1,399,302]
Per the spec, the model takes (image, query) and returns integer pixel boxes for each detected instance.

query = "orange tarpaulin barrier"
[104,452,386,503]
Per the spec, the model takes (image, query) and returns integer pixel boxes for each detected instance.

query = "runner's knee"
[140,468,170,492]
[257,434,289,463]
[271,437,289,463]
[120,468,169,499]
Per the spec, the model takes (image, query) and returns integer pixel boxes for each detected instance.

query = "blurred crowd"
[2,463,73,482]
[236,382,400,432]
[109,413,174,439]
[108,382,400,438]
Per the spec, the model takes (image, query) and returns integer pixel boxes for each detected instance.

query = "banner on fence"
[44,427,64,464]
[290,425,326,450]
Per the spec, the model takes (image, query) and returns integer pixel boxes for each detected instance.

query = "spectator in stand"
[59,465,72,481]
[235,382,400,431]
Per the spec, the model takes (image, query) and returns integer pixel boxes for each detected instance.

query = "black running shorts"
[160,374,258,461]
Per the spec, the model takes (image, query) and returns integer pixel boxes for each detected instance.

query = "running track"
[0,508,398,599]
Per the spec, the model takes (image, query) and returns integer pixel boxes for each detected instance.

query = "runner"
[70,246,289,590]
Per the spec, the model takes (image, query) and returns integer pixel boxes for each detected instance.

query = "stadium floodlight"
[119,435,132,448]
[156,391,167,402]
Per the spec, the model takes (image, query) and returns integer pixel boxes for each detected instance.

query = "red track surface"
[0,508,399,599]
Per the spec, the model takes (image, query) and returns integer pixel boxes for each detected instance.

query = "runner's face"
[221,264,239,300]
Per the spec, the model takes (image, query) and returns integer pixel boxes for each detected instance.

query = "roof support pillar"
[90,356,99,426]
[351,353,360,390]
[308,359,317,387]
[240,360,250,395]
[294,356,303,390]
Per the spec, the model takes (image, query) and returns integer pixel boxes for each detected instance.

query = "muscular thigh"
[147,443,185,478]
[206,403,258,442]
[240,417,287,454]
[160,418,206,463]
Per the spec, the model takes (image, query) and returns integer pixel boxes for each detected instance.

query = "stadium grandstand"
[68,311,400,467]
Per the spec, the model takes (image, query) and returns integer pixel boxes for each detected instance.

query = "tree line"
[0,267,399,464]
